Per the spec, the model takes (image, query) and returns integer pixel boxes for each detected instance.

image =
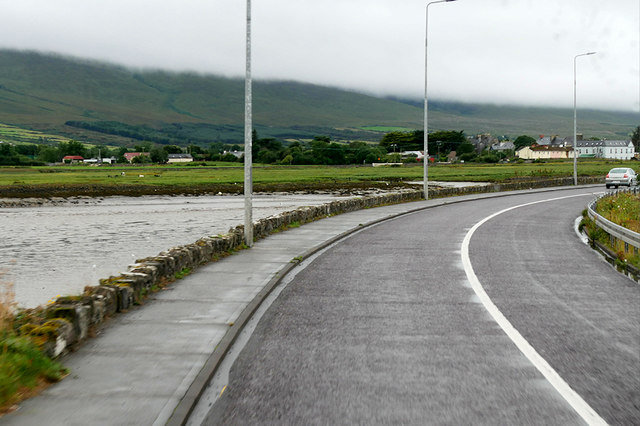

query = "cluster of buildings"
[62,153,194,164]
[515,135,636,161]
[465,133,637,161]
[399,133,635,163]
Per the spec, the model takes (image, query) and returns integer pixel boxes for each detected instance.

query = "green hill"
[0,49,636,146]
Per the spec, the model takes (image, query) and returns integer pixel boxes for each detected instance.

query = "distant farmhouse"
[167,153,194,163]
[62,155,84,164]
[123,152,150,163]
[516,145,572,160]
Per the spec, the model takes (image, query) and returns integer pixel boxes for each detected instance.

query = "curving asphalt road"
[203,187,639,425]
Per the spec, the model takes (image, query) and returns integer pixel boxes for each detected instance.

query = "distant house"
[536,135,574,147]
[123,152,150,163]
[489,141,515,152]
[83,157,117,165]
[469,133,497,154]
[401,151,424,161]
[516,145,571,160]
[167,153,194,163]
[62,155,84,164]
[573,140,635,160]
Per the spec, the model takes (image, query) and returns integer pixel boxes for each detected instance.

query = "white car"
[605,167,638,188]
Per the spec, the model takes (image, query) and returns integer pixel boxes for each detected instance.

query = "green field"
[0,160,635,193]
[360,126,414,133]
[0,124,70,145]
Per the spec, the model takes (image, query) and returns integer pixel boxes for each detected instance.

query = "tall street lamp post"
[244,0,253,246]
[573,51,596,186]
[424,0,456,200]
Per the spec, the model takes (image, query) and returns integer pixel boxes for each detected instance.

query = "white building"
[223,150,244,159]
[401,151,424,160]
[167,153,194,163]
[574,140,635,160]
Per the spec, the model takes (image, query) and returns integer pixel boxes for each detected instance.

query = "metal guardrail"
[587,187,640,249]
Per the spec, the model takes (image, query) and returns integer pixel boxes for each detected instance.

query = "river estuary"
[0,193,355,308]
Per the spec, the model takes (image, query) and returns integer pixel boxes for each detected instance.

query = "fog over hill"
[0,50,637,146]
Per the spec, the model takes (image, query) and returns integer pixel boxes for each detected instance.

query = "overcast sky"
[2,0,639,112]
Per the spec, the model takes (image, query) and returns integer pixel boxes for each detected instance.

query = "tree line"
[0,130,513,166]
[2,126,636,166]
[0,134,390,166]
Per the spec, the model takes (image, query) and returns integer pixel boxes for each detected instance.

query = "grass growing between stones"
[174,268,192,280]
[0,271,68,415]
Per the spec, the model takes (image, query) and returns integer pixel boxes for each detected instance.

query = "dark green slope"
[409,100,638,139]
[0,49,636,145]
[0,50,423,143]
[0,51,176,124]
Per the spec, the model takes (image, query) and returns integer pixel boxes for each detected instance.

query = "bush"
[477,153,500,163]
[0,335,68,409]
[458,152,477,162]
[221,153,240,162]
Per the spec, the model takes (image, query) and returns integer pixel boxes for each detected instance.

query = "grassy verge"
[0,273,68,414]
[595,191,640,232]
[581,191,640,268]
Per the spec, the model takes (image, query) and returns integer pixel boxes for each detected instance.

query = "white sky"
[2,0,639,112]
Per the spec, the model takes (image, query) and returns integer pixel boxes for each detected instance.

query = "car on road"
[605,167,638,188]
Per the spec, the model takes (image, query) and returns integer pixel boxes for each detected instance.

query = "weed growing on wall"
[0,270,68,414]
[0,270,15,334]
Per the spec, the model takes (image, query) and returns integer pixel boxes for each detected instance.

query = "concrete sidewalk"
[1,187,588,425]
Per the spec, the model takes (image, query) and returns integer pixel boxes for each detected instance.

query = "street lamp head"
[574,51,597,62]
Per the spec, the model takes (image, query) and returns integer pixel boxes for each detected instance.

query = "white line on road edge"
[461,194,608,426]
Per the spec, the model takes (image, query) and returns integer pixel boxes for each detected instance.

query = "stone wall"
[18,190,423,357]
[17,177,601,358]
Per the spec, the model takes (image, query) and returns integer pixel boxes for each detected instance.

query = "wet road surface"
[203,188,639,425]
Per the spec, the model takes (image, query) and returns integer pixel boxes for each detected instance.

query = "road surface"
[203,187,639,425]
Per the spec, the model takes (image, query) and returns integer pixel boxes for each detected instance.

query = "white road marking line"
[461,193,608,426]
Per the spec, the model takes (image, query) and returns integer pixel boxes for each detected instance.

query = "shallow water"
[0,193,353,308]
